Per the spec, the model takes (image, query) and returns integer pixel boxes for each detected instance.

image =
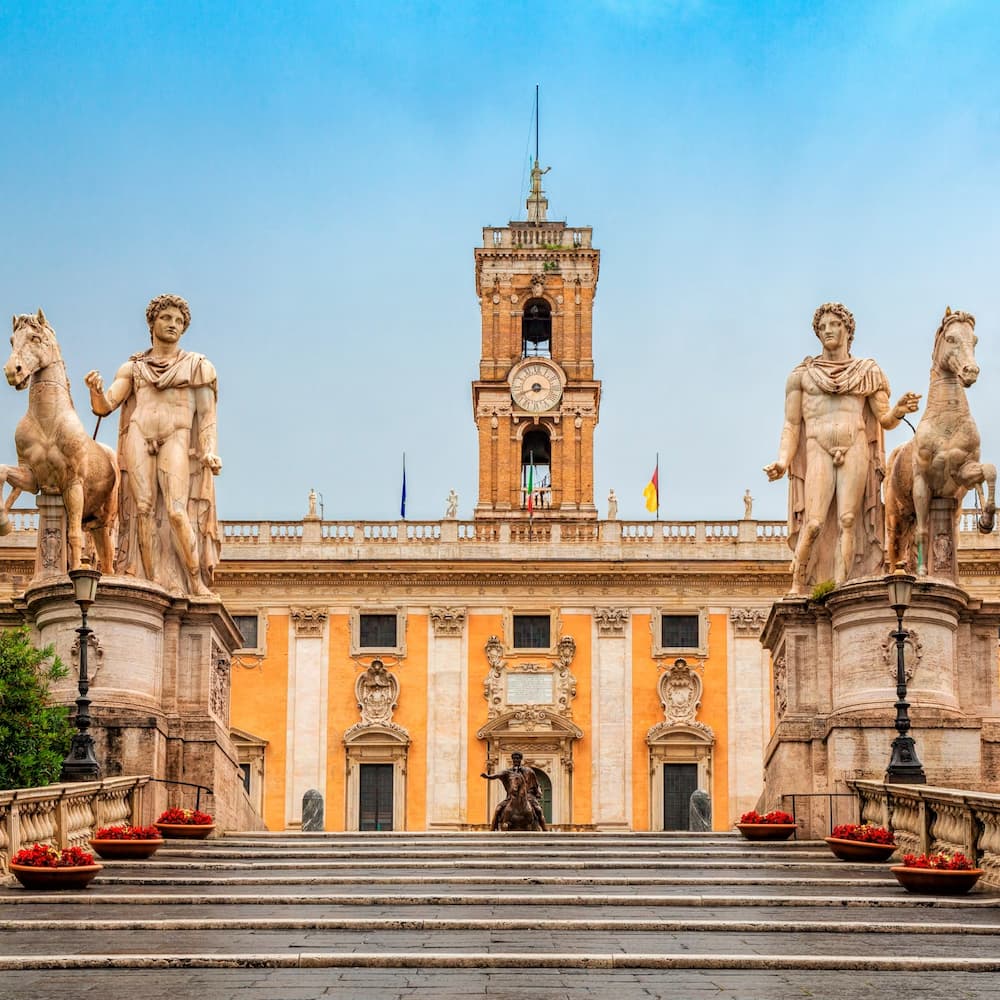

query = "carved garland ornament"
[430,607,466,636]
[210,643,230,724]
[291,607,328,637]
[730,608,768,634]
[594,608,630,635]
[773,654,788,720]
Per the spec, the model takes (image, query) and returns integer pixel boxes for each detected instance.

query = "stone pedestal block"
[22,576,261,832]
[760,577,1000,834]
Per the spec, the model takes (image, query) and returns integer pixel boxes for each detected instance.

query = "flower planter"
[736,822,797,841]
[824,836,897,862]
[891,865,984,895]
[88,838,165,860]
[9,862,103,890]
[154,822,215,840]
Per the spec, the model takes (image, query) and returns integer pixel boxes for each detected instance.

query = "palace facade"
[3,169,999,832]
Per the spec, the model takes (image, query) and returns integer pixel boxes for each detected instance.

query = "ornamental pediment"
[477,709,583,740]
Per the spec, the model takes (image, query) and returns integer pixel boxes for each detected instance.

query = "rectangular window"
[513,614,551,649]
[661,614,699,650]
[359,613,397,649]
[233,615,259,650]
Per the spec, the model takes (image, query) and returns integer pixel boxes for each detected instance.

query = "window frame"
[652,609,709,658]
[503,609,560,656]
[231,610,266,655]
[350,607,407,657]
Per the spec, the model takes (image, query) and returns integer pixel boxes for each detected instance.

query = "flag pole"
[400,452,407,520]
[655,451,660,521]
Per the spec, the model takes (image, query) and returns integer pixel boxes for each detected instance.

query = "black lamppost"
[885,566,926,784]
[60,567,101,782]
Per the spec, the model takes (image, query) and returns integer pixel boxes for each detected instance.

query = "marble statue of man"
[85,294,221,596]
[764,303,920,596]
[743,489,753,520]
[607,489,618,520]
[445,489,458,519]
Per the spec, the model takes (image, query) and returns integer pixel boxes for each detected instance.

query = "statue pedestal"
[760,577,1000,834]
[24,576,259,832]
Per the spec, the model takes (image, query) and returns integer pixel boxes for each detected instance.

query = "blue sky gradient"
[2,0,998,522]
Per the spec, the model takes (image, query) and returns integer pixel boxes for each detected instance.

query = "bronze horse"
[0,310,118,570]
[495,770,543,832]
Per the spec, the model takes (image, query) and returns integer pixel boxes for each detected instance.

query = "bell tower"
[472,163,601,520]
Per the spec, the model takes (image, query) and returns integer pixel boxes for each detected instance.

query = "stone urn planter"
[892,852,983,895]
[825,836,897,862]
[154,808,215,840]
[736,822,797,841]
[153,822,215,839]
[736,810,797,841]
[824,825,897,863]
[9,845,102,890]
[89,824,165,860]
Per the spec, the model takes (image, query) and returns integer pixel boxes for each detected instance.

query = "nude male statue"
[85,295,221,596]
[764,303,920,596]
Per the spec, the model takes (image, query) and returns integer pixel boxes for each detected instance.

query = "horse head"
[5,309,62,391]
[933,308,979,387]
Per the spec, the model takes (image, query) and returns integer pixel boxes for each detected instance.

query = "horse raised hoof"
[979,507,996,534]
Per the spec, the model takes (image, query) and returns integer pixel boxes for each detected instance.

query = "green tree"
[0,626,74,789]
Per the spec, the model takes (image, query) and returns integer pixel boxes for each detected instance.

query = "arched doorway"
[521,298,551,357]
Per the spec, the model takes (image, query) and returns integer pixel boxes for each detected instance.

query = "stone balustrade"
[850,779,1000,887]
[0,776,148,872]
[0,508,996,563]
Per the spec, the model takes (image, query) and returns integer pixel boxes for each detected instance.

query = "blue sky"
[2,0,998,522]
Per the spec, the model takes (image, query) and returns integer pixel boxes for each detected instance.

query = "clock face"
[510,360,564,412]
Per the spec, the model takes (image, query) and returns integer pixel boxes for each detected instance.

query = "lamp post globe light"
[884,564,926,784]
[60,567,102,783]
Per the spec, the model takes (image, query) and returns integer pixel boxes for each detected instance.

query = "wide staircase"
[2,831,1000,999]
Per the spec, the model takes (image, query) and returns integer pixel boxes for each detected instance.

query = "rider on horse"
[480,752,547,830]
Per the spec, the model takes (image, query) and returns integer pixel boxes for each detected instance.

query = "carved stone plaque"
[507,672,554,705]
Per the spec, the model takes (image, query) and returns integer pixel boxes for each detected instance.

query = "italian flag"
[526,457,534,514]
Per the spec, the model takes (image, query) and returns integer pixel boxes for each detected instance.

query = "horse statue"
[0,310,118,571]
[885,308,996,575]
[494,770,543,832]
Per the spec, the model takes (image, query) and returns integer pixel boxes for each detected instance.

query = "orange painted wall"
[229,614,289,831]
[323,613,427,831]
[467,613,499,825]
[630,613,730,831]
[467,613,592,826]
[395,614,427,831]
[325,613,353,830]
[565,614,592,824]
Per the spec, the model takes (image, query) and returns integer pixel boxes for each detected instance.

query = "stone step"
[1,951,999,972]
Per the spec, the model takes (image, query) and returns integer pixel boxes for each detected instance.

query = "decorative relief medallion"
[730,608,768,634]
[71,632,104,683]
[879,628,921,683]
[430,607,466,636]
[345,659,408,741]
[594,608,630,635]
[291,607,328,637]
[658,658,702,726]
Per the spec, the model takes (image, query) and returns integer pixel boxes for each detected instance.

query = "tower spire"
[526,84,550,222]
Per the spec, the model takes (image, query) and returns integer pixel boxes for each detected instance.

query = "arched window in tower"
[521,428,552,510]
[522,299,551,358]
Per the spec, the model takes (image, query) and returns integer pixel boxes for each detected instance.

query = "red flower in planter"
[94,824,163,840]
[12,843,96,868]
[740,810,795,825]
[831,823,895,845]
[901,851,976,870]
[156,808,213,825]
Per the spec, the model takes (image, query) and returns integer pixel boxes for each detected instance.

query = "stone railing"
[1,508,996,562]
[0,776,148,873]
[850,779,1000,887]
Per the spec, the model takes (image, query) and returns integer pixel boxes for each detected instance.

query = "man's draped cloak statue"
[787,355,889,590]
[114,349,221,594]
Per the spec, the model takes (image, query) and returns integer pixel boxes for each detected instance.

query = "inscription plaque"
[507,672,554,705]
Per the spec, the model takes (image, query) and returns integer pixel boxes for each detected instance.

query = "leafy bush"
[0,627,74,789]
